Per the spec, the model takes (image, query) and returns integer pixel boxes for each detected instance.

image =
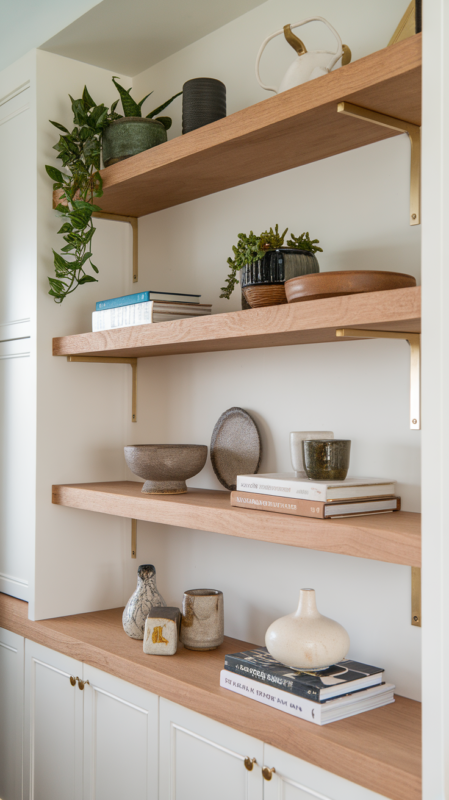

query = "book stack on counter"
[220,647,395,725]
[92,290,211,332]
[231,473,400,519]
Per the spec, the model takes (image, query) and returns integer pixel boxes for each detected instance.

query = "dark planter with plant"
[102,78,182,167]
[221,226,322,308]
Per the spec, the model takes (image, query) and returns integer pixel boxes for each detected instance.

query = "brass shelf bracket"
[131,519,137,559]
[92,212,139,283]
[336,329,421,430]
[337,101,421,226]
[411,566,421,627]
[67,356,137,422]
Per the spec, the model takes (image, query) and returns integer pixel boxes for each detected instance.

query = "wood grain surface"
[52,286,421,358]
[51,483,421,567]
[0,594,421,800]
[52,36,420,217]
[285,270,417,303]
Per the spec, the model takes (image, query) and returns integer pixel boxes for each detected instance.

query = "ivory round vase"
[265,589,350,670]
[122,564,167,640]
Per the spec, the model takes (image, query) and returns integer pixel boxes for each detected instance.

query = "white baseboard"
[0,572,29,602]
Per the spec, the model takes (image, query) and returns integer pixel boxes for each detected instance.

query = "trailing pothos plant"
[46,86,118,302]
[220,225,323,300]
[46,79,182,303]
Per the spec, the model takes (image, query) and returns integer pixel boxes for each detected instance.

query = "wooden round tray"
[285,270,417,303]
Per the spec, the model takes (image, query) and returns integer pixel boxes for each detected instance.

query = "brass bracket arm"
[67,356,137,422]
[131,518,137,559]
[92,212,138,283]
[337,101,421,226]
[336,329,421,430]
[411,566,421,627]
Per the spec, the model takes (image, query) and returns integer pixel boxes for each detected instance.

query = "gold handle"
[77,678,90,690]
[69,676,76,687]
[262,767,276,781]
[244,757,256,771]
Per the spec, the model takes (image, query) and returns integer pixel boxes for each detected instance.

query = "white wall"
[119,0,421,701]
[33,51,134,619]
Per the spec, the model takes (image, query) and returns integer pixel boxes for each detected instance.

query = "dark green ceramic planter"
[102,117,167,167]
[302,440,351,481]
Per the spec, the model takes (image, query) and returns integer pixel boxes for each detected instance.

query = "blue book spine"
[96,292,149,311]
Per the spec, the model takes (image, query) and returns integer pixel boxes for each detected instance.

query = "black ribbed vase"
[182,78,226,134]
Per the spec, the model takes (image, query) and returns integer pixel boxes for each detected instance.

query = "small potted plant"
[102,77,182,167]
[221,225,322,308]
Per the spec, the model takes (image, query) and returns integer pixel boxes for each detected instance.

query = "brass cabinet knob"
[244,757,256,771]
[262,766,276,781]
[77,678,90,690]
[69,676,76,687]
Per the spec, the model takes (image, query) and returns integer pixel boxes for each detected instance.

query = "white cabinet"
[0,627,24,800]
[262,745,386,800]
[83,664,158,800]
[159,698,264,800]
[24,640,83,800]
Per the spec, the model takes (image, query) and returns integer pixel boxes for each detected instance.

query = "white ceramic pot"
[265,588,349,670]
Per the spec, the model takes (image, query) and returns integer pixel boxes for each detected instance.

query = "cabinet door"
[0,627,24,800]
[262,744,387,800]
[159,698,264,800]
[83,664,158,800]
[24,640,83,800]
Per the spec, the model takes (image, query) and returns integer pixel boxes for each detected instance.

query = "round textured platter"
[285,270,416,303]
[210,407,261,491]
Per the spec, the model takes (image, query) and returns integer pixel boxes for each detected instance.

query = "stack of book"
[220,647,395,725]
[92,290,212,332]
[231,473,400,519]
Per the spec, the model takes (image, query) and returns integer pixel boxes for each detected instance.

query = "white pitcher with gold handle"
[256,16,351,94]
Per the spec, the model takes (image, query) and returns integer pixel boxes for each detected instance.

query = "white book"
[92,301,210,332]
[220,670,395,725]
[236,473,396,502]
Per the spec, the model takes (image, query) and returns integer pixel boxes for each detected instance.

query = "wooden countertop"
[0,593,421,800]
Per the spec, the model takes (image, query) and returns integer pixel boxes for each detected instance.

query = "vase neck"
[295,588,320,618]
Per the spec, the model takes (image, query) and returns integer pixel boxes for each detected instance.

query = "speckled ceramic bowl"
[124,444,208,494]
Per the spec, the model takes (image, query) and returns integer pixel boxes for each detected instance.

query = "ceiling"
[40,0,268,77]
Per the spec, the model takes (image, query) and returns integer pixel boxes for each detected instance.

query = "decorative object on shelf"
[236,472,395,501]
[230,490,401,519]
[388,1,422,46]
[45,86,120,303]
[221,227,322,306]
[143,606,181,655]
[302,439,351,481]
[256,16,351,95]
[182,78,226,134]
[124,444,208,494]
[265,588,350,670]
[285,270,417,304]
[290,431,334,477]
[122,564,167,639]
[210,407,261,491]
[180,589,224,650]
[102,77,182,167]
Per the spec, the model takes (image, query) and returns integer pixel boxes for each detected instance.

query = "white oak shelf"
[52,482,421,567]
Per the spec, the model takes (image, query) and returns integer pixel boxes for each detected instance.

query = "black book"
[224,647,384,703]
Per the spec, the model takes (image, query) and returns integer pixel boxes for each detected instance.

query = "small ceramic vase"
[290,431,334,477]
[122,564,167,640]
[180,589,224,650]
[265,588,349,670]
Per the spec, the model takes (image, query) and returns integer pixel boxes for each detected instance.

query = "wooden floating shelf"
[53,286,421,359]
[52,36,421,218]
[52,482,421,567]
[0,594,421,800]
